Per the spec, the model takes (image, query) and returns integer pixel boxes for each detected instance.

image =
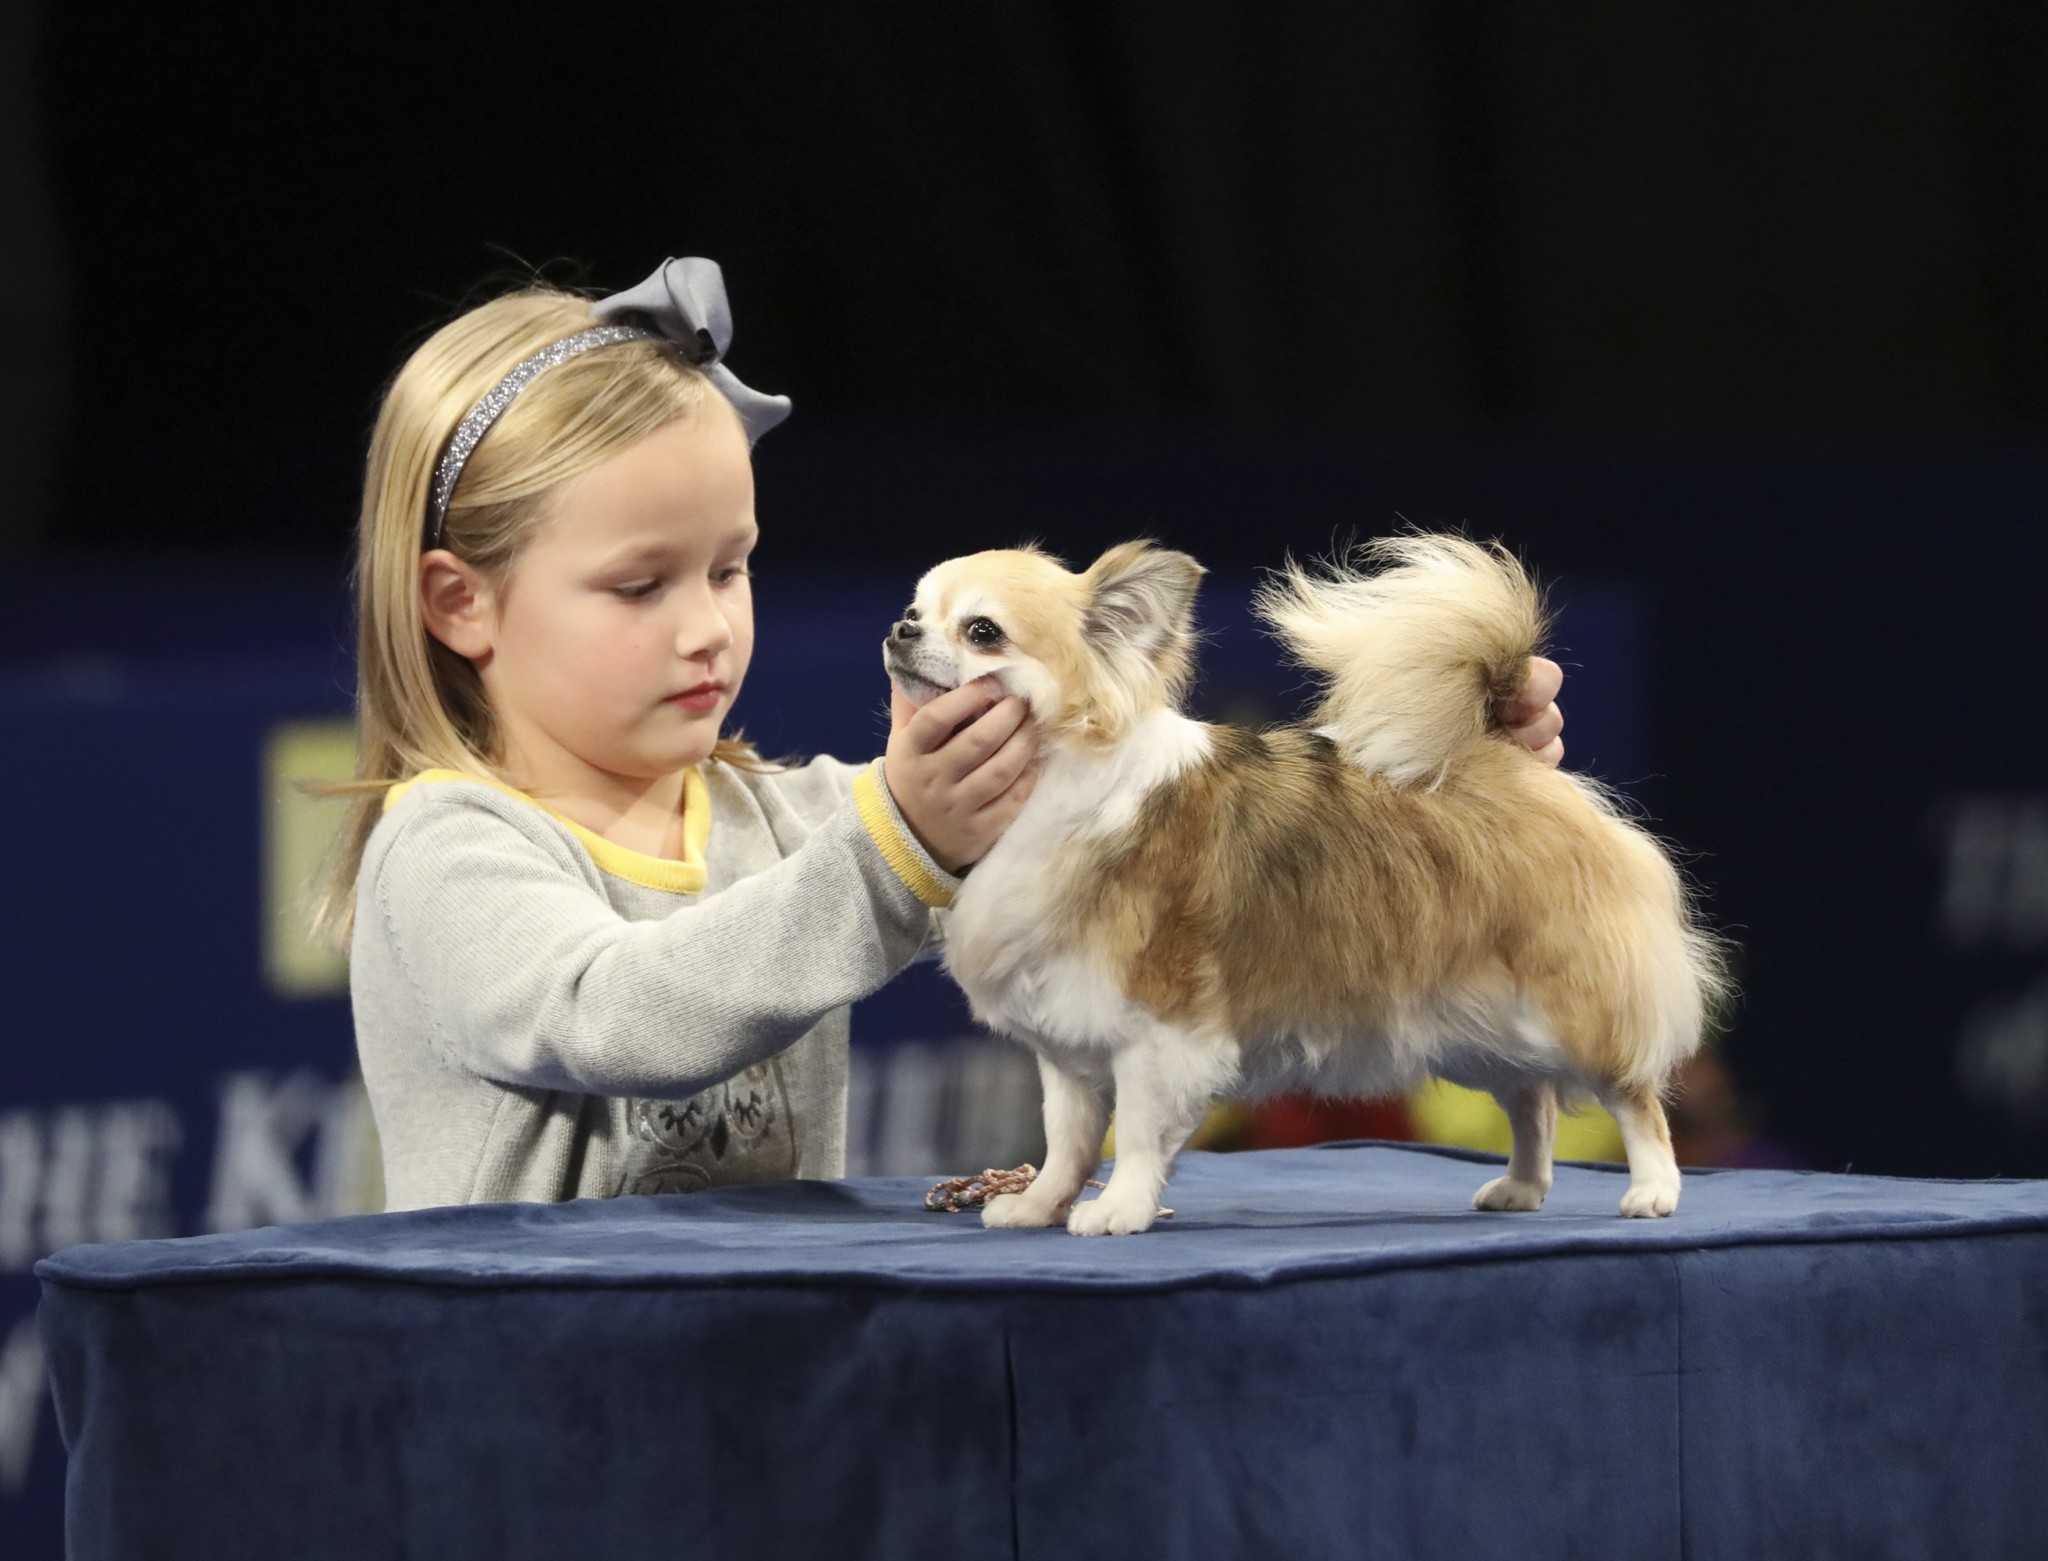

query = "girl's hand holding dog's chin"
[885,677,1041,874]
[1500,655,1566,767]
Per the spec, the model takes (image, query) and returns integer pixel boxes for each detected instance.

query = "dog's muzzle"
[883,623,956,707]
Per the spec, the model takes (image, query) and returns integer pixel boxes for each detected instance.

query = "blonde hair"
[308,283,769,951]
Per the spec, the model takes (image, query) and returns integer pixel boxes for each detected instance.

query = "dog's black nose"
[892,619,923,643]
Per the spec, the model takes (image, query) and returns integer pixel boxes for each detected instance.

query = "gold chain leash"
[923,1164,1172,1218]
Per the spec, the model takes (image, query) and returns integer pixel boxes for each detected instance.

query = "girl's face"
[472,403,757,796]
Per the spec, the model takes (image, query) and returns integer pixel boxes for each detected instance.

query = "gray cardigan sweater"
[350,755,956,1210]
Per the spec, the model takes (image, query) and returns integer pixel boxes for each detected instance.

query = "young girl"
[314,256,1568,1211]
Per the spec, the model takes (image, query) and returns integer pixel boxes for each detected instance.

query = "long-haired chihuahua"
[884,535,1727,1235]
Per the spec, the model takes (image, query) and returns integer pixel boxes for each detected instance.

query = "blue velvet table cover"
[38,1142,2048,1560]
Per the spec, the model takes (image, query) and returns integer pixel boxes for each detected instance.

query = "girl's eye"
[713,563,753,586]
[965,616,1005,651]
[614,580,662,601]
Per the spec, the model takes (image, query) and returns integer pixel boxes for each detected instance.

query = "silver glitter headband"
[424,256,792,549]
[425,325,651,547]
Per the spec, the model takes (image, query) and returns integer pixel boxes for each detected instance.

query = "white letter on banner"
[0,1313,43,1496]
[0,1114,40,1271]
[1941,797,2048,951]
[94,1102,183,1243]
[203,1071,334,1232]
[36,1109,97,1258]
[0,1104,183,1270]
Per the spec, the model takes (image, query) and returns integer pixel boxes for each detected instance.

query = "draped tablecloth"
[38,1142,2048,1560]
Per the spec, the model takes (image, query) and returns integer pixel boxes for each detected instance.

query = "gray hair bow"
[593,257,791,444]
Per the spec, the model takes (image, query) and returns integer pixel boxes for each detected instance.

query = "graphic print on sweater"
[624,1059,796,1194]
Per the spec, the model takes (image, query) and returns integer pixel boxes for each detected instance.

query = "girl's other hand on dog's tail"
[1499,656,1565,766]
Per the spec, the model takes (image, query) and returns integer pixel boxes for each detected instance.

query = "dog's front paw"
[981,1192,1066,1230]
[1472,1174,1548,1212]
[1066,1193,1159,1236]
[1618,1178,1680,1218]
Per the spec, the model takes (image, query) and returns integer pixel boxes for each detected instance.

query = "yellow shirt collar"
[383,766,712,894]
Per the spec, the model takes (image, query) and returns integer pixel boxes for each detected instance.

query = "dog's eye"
[964,617,1005,651]
[903,606,920,622]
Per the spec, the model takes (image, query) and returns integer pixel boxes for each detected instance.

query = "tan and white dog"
[883,535,1727,1235]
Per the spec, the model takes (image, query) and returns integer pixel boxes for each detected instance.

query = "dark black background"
[10,2,2048,1175]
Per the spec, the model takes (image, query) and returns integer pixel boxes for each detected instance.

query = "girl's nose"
[683,618,733,659]
[676,591,735,659]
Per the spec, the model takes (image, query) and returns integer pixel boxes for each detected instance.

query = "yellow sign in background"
[262,718,358,999]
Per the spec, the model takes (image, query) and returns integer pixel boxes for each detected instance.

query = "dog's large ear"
[1082,542,1204,660]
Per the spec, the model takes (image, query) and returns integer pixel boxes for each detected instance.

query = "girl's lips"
[668,683,726,713]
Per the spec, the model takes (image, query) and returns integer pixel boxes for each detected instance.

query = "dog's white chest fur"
[941,709,1212,1049]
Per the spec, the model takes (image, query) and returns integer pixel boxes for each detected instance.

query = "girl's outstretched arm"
[356,769,955,1102]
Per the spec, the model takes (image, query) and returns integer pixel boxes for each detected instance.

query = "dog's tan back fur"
[1072,733,1712,1095]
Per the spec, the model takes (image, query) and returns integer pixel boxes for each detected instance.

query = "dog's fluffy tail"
[1254,533,1546,787]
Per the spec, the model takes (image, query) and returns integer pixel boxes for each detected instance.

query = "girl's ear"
[419,551,497,661]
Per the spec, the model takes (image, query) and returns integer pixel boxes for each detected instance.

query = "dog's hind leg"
[1605,1082,1681,1217]
[1471,1080,1557,1212]
[1067,1029,1236,1236]
[983,1053,1110,1229]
